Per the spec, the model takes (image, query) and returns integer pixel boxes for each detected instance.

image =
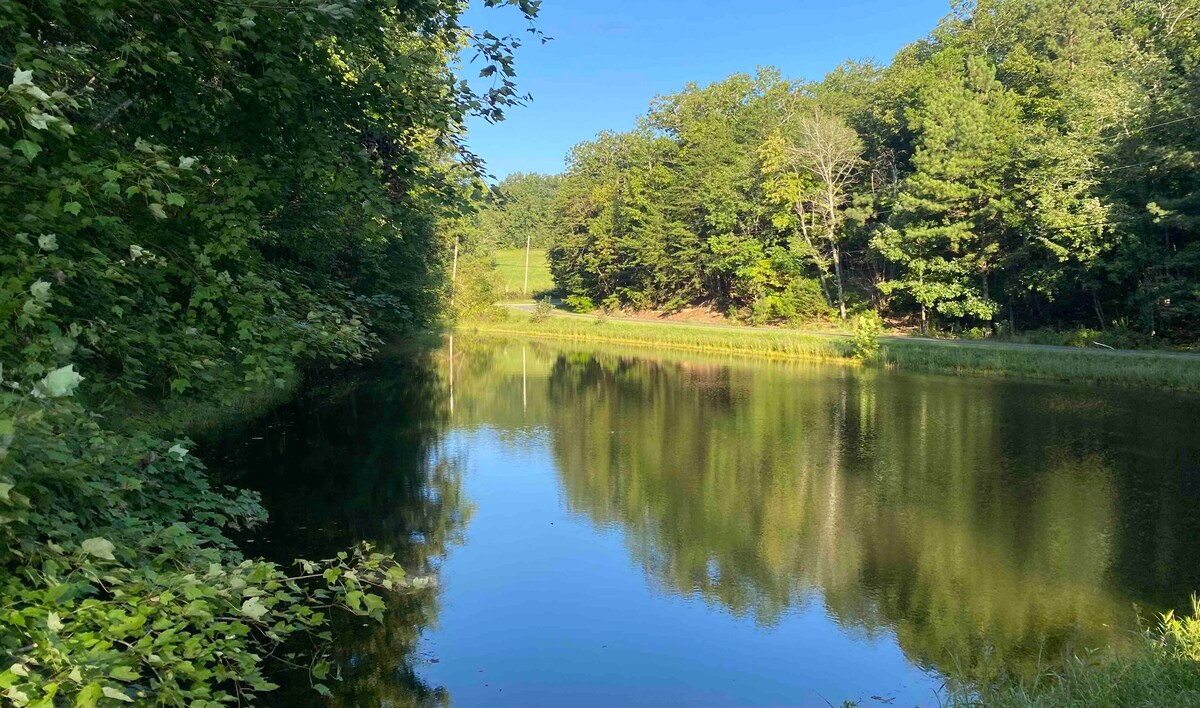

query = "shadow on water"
[202,347,465,707]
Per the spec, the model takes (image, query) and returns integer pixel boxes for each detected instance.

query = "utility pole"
[523,231,531,295]
[450,236,459,306]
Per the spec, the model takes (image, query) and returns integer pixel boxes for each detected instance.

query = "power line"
[1117,112,1200,137]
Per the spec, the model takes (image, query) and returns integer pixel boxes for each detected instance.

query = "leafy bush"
[451,257,506,323]
[852,310,885,362]
[0,1,542,705]
[0,370,425,707]
[531,297,555,323]
[749,278,831,326]
[565,295,596,313]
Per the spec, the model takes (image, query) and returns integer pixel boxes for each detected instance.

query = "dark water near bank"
[207,337,1200,707]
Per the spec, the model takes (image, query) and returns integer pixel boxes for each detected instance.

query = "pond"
[207,336,1200,707]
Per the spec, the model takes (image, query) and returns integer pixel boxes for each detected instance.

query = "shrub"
[531,297,555,323]
[452,257,505,323]
[749,278,830,326]
[0,369,421,706]
[564,294,596,313]
[852,310,884,362]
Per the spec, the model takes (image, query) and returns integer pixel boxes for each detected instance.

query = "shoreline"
[465,314,1200,393]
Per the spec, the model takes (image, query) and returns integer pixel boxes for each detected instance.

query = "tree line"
[486,1,1199,341]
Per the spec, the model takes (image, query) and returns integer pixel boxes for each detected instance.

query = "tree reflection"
[451,339,1200,681]
[206,349,467,707]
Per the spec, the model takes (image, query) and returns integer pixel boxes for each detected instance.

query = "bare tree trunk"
[796,203,834,308]
[832,244,847,320]
[826,189,847,320]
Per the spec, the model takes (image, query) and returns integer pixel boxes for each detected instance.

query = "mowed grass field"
[493,248,555,298]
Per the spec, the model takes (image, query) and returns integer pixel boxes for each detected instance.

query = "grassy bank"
[944,599,1200,708]
[470,314,855,362]
[466,313,1200,392]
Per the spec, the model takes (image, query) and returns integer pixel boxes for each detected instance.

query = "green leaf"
[101,687,133,703]
[109,667,139,682]
[165,193,186,207]
[148,203,167,219]
[80,537,115,561]
[75,683,102,708]
[63,201,82,215]
[241,597,268,620]
[14,139,41,161]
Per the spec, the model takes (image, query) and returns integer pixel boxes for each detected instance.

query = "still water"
[209,337,1200,707]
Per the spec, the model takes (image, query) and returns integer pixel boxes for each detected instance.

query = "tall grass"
[466,313,1200,392]
[944,599,1200,708]
[469,315,855,363]
[879,339,1200,392]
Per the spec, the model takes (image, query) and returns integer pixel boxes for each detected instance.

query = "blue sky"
[459,0,953,181]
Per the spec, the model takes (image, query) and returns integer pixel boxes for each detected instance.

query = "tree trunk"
[832,244,847,320]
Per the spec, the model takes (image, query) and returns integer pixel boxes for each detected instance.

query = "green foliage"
[0,374,426,707]
[451,256,507,324]
[945,599,1200,708]
[852,310,884,361]
[0,0,541,704]
[751,278,831,326]
[478,174,562,250]
[531,297,555,323]
[545,0,1200,345]
[564,295,597,313]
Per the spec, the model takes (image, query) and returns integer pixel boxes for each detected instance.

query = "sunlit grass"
[466,313,1200,392]
[493,248,554,298]
[943,598,1200,708]
[469,314,855,363]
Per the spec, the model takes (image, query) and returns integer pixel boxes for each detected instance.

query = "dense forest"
[474,1,1200,342]
[0,1,536,705]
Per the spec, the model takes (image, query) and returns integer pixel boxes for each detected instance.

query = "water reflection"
[210,337,1200,706]
[206,351,466,707]
[448,338,1200,682]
